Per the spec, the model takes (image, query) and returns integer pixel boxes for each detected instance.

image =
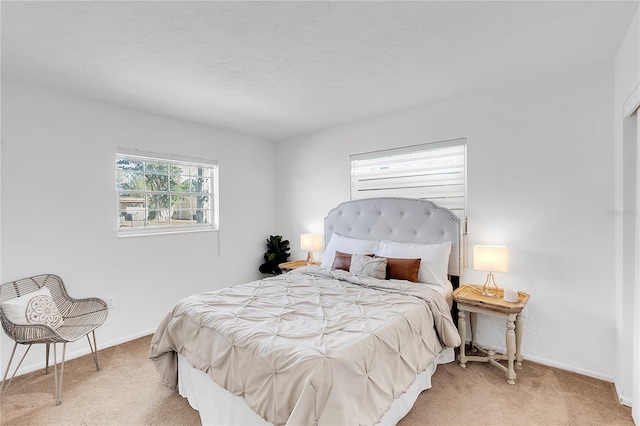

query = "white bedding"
[150,266,460,425]
[178,348,455,426]
[424,280,453,308]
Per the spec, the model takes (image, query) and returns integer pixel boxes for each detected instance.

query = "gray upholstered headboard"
[324,197,463,277]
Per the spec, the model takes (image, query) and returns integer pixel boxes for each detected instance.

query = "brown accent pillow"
[331,251,353,271]
[378,257,421,283]
[331,251,375,271]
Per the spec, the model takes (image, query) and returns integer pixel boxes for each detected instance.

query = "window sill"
[117,226,217,238]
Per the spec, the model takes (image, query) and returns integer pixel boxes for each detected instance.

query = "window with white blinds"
[350,138,467,218]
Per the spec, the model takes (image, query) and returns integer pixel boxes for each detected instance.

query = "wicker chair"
[0,274,108,405]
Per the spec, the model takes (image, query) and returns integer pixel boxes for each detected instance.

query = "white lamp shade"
[300,234,323,251]
[473,245,508,273]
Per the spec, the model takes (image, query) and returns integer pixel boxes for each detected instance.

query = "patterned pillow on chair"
[1,287,64,328]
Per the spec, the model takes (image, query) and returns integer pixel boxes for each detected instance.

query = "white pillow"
[349,254,387,279]
[1,287,64,328]
[376,240,452,288]
[320,233,381,269]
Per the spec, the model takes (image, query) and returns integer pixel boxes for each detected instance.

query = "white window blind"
[350,138,467,218]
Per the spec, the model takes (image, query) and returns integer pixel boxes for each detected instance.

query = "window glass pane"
[145,174,168,192]
[171,207,194,221]
[146,194,170,211]
[192,177,211,193]
[117,159,143,172]
[188,165,203,176]
[175,175,192,192]
[168,175,187,193]
[145,161,168,174]
[120,214,146,228]
[169,164,187,176]
[193,195,210,210]
[118,192,146,227]
[171,195,192,210]
[117,171,144,191]
[118,193,145,208]
[194,209,211,224]
[146,209,171,224]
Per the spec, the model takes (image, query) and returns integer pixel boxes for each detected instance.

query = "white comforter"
[149,266,460,426]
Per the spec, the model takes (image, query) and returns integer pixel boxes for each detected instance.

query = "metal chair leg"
[87,331,100,371]
[52,343,58,404]
[52,342,67,405]
[0,343,33,397]
[45,343,50,375]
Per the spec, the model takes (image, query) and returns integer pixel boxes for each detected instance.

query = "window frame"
[116,148,219,238]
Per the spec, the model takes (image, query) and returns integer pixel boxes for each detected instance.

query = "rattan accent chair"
[0,274,108,405]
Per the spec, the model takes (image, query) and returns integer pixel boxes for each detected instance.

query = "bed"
[150,197,463,425]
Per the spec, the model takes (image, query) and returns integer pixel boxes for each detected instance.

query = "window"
[116,148,218,237]
[350,138,466,218]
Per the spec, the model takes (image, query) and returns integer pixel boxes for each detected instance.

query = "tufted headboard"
[324,197,463,278]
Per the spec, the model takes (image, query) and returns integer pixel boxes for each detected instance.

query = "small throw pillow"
[383,257,422,283]
[331,251,353,271]
[349,254,387,279]
[2,287,63,328]
[332,251,375,271]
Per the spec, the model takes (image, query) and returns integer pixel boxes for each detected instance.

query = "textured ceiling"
[2,1,637,141]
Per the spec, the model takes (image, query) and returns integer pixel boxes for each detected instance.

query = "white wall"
[0,81,277,375]
[276,62,617,382]
[614,7,639,411]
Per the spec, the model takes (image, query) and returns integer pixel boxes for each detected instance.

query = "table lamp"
[300,234,323,265]
[473,245,508,297]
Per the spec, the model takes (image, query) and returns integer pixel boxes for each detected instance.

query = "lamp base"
[305,251,315,265]
[482,272,499,297]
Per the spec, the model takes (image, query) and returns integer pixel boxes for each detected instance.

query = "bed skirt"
[177,347,455,426]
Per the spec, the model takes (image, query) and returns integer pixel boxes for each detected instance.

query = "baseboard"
[523,353,615,383]
[614,380,633,407]
[99,327,157,351]
[9,327,157,377]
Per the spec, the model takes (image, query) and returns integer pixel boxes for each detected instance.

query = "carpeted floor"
[0,335,633,425]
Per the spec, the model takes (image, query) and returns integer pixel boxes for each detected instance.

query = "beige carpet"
[0,335,633,425]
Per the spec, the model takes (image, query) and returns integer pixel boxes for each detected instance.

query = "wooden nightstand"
[452,284,530,384]
[278,260,320,272]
